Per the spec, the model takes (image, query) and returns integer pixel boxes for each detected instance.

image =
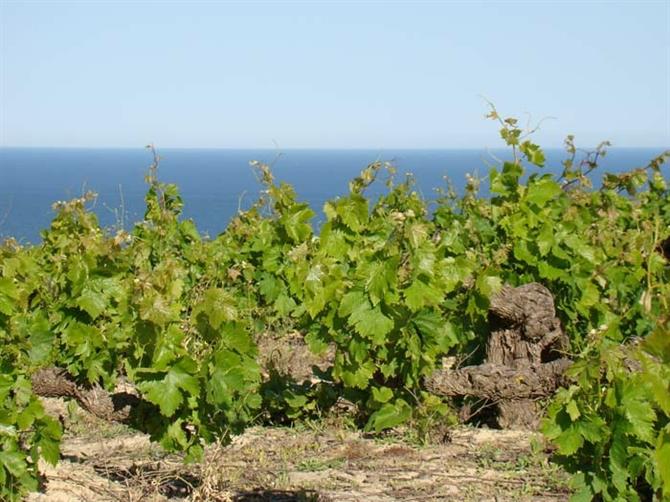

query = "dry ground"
[26,399,571,502]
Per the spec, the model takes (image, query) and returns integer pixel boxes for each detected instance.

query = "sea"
[0,147,665,244]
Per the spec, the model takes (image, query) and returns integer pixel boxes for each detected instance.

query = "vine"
[1,114,669,501]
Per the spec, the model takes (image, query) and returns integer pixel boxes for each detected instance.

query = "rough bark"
[426,283,570,430]
[424,359,572,401]
[31,367,141,424]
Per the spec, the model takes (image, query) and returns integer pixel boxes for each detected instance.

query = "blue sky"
[1,1,668,148]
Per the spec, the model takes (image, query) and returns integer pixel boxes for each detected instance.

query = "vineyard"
[1,110,669,501]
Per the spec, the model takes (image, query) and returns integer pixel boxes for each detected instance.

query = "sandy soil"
[26,402,570,502]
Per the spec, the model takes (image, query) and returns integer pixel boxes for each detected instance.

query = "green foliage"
[433,110,669,361]
[0,372,62,501]
[435,106,670,499]
[0,148,262,497]
[542,323,670,501]
[1,114,669,500]
[297,162,460,431]
[0,240,63,500]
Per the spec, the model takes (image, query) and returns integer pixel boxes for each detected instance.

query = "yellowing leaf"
[566,400,581,421]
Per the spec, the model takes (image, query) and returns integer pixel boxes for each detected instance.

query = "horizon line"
[2,145,668,151]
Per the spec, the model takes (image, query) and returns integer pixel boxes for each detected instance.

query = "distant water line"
[0,147,664,243]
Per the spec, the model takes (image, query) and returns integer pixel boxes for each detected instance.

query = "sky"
[0,0,668,149]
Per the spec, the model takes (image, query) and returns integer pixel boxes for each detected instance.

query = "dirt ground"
[26,399,570,502]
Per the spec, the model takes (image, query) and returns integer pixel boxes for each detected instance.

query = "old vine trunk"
[425,283,571,429]
[32,367,142,424]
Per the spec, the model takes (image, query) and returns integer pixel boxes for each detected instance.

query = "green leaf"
[404,279,443,311]
[569,473,596,502]
[180,219,201,241]
[63,321,102,352]
[371,386,394,404]
[319,226,348,258]
[554,425,584,455]
[407,223,429,249]
[221,323,254,354]
[0,277,19,315]
[622,386,656,443]
[208,349,259,404]
[0,450,27,478]
[576,416,607,443]
[304,329,329,355]
[412,310,457,351]
[338,360,375,389]
[538,261,565,280]
[609,429,630,493]
[338,290,368,318]
[647,369,670,415]
[520,141,546,167]
[349,305,394,345]
[139,291,178,327]
[28,312,54,364]
[140,360,200,417]
[526,177,561,206]
[566,400,581,421]
[305,265,325,291]
[183,443,204,464]
[142,379,183,417]
[167,419,189,449]
[76,288,107,320]
[366,400,412,432]
[195,288,237,328]
[579,282,600,311]
[443,256,472,291]
[281,206,314,242]
[513,240,536,265]
[536,224,554,256]
[258,274,283,302]
[475,274,502,298]
[655,429,670,495]
[564,234,596,264]
[284,392,309,409]
[37,417,62,465]
[364,258,398,306]
[152,324,186,369]
[208,359,242,405]
[337,195,368,231]
[274,294,297,317]
[16,398,43,430]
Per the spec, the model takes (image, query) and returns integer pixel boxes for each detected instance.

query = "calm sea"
[0,147,664,243]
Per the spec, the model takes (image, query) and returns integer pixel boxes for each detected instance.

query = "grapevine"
[1,112,669,501]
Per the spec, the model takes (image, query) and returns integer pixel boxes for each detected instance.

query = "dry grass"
[28,401,571,502]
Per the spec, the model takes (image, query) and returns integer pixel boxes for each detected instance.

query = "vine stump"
[425,283,571,429]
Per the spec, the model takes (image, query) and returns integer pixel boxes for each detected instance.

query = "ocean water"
[0,147,664,243]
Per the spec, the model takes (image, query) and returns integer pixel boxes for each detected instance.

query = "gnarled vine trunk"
[425,283,571,429]
[32,367,142,424]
